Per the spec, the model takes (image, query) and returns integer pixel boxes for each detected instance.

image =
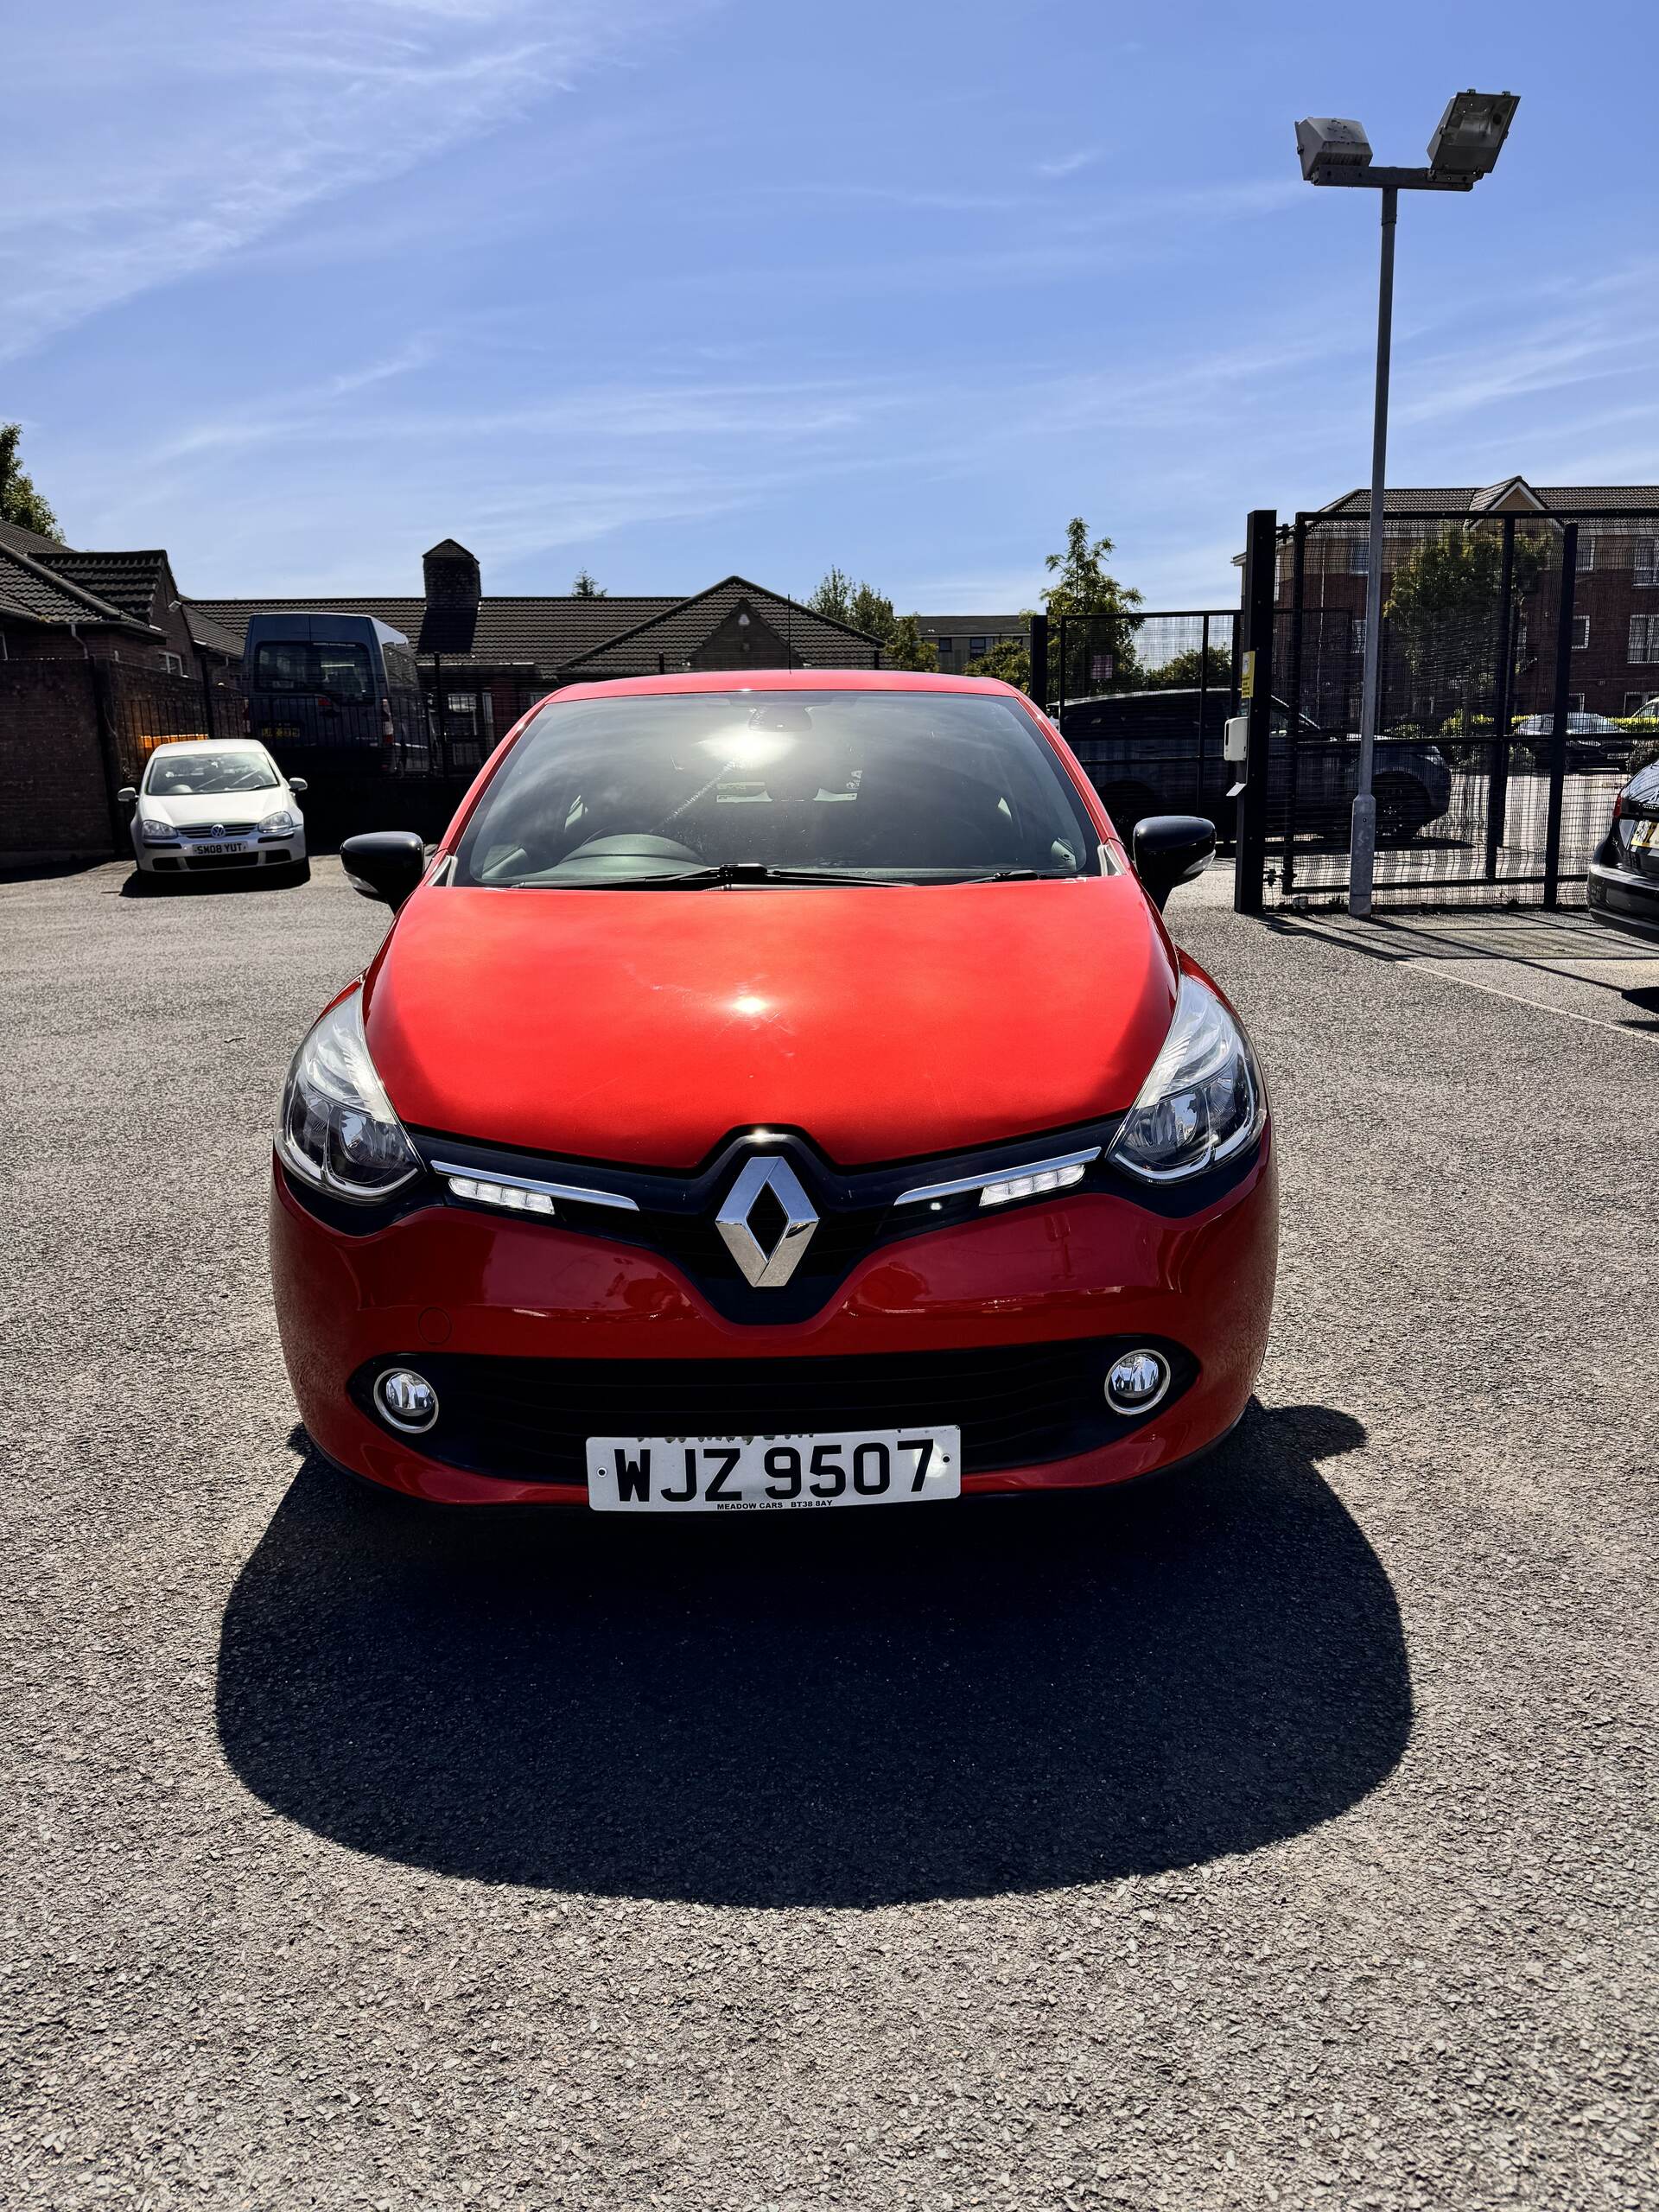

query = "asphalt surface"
[3,857,1654,2210]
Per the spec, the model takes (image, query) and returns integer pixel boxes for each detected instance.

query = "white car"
[119,741,308,882]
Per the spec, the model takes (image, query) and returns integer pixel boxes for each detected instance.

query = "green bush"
[1629,739,1659,774]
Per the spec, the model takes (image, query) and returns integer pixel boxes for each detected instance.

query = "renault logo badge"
[715,1155,818,1289]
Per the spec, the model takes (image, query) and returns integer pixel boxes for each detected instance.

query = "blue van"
[243,613,426,771]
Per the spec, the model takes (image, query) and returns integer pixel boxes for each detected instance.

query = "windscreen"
[453,690,1099,888]
[143,749,278,796]
[251,640,374,698]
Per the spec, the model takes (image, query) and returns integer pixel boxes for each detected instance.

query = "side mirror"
[117,785,137,804]
[288,776,308,794]
[1132,815,1215,911]
[340,830,428,911]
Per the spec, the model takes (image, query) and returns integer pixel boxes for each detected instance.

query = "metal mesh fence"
[1052,610,1240,825]
[1270,509,1659,906]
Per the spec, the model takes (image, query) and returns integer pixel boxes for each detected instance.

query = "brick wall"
[0,660,117,865]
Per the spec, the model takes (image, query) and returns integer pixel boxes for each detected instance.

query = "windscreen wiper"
[520,861,908,889]
[925,868,1078,883]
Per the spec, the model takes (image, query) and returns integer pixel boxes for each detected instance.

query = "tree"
[806,572,934,665]
[849,582,896,641]
[1384,524,1549,724]
[808,569,898,644]
[571,569,606,598]
[808,568,856,624]
[1042,516,1143,699]
[0,423,60,537]
[965,638,1031,690]
[882,613,938,672]
[1143,644,1234,691]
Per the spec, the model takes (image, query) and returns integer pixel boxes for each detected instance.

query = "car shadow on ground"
[118,865,308,897]
[216,1402,1410,1906]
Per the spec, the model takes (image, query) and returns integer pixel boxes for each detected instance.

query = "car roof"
[543,668,1031,705]
[149,737,267,754]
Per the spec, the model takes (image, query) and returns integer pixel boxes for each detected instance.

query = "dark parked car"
[1587,756,1659,941]
[1510,712,1633,774]
[1058,689,1453,842]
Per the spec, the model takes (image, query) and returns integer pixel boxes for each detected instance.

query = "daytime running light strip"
[894,1146,1101,1209]
[430,1159,640,1215]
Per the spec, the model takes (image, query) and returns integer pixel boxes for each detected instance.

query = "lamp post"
[1294,91,1519,918]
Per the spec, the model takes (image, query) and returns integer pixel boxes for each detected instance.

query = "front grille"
[349,1338,1196,1486]
[181,822,257,838]
[413,1122,1136,1325]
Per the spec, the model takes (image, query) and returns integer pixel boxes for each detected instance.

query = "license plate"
[195,842,246,856]
[586,1427,961,1513]
[1632,819,1659,850]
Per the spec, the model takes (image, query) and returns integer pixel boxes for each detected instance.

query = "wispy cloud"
[0,1,714,360]
[1035,149,1100,179]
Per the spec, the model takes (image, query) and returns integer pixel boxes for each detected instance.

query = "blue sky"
[3,0,1656,612]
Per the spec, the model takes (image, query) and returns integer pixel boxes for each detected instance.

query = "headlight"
[258,809,298,835]
[139,815,178,841]
[277,988,421,1203]
[1108,973,1265,1184]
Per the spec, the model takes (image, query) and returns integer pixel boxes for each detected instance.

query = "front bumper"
[270,1133,1278,1505]
[133,833,305,874]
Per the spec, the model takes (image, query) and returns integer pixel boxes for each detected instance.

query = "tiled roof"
[562,576,882,677]
[185,593,684,673]
[181,603,245,658]
[0,518,67,560]
[1319,483,1659,517]
[37,547,168,625]
[914,613,1026,632]
[0,542,153,630]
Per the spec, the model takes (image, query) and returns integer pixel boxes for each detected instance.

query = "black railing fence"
[1264,507,1659,908]
[99,662,251,790]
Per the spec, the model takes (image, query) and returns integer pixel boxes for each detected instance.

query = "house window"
[1351,616,1367,655]
[969,635,988,657]
[1566,694,1586,713]
[1572,616,1590,651]
[1625,690,1659,716]
[1577,534,1595,574]
[161,652,184,676]
[1349,538,1370,575]
[936,638,954,658]
[1629,614,1659,664]
[1636,538,1659,588]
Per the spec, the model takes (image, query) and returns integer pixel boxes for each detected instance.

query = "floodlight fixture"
[1295,117,1373,183]
[1427,90,1520,181]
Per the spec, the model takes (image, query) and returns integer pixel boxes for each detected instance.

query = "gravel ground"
[3,856,1654,2211]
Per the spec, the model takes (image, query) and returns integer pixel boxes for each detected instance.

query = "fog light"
[374,1367,440,1433]
[1105,1349,1170,1414]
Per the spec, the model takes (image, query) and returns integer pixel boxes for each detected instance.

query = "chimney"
[418,538,480,653]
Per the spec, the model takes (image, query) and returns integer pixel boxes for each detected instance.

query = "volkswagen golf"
[270,671,1278,1510]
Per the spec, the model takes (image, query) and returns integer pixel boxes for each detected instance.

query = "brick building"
[0,518,241,676]
[1283,479,1659,721]
[912,614,1027,674]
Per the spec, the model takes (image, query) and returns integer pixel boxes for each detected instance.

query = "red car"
[270,671,1276,1511]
